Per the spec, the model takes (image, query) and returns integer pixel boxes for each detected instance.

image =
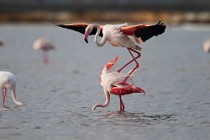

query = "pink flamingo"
[92,56,145,112]
[0,71,23,108]
[33,37,55,64]
[57,21,166,81]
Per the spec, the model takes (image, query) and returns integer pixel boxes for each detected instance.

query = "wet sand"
[0,24,210,140]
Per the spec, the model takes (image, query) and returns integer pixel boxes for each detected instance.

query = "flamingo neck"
[11,88,23,106]
[93,24,106,46]
[92,88,110,111]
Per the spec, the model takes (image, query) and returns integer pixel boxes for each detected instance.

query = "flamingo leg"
[118,48,141,84]
[42,50,48,64]
[2,88,8,108]
[123,48,140,82]
[118,95,125,112]
[117,48,141,73]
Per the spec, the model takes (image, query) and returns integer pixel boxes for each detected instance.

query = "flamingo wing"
[56,23,103,37]
[121,21,166,42]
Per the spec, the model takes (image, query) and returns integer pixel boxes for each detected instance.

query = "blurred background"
[0,0,210,24]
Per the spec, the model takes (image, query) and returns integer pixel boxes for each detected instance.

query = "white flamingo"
[92,56,145,112]
[0,71,23,108]
[203,39,210,53]
[57,21,166,82]
[33,37,55,64]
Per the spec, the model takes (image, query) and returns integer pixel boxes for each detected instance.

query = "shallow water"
[0,24,210,140]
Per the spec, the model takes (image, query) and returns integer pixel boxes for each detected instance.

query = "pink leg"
[118,95,125,112]
[2,88,7,108]
[117,48,141,73]
[43,51,48,64]
[123,49,140,82]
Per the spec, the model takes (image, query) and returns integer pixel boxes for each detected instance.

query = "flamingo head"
[102,56,118,74]
[84,24,94,43]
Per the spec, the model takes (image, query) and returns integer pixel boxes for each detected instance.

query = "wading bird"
[203,39,210,53]
[0,71,23,108]
[33,37,55,64]
[57,21,166,78]
[92,56,145,112]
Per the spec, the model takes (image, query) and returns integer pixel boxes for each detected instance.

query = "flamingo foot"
[2,105,10,109]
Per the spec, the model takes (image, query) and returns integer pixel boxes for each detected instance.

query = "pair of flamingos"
[58,21,166,112]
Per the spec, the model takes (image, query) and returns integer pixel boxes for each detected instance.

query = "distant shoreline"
[0,10,210,24]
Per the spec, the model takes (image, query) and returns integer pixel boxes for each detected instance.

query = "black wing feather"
[134,21,166,42]
[56,24,103,37]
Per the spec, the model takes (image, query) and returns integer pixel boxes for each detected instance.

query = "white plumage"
[203,39,210,53]
[0,71,23,108]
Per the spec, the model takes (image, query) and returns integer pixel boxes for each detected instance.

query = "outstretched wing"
[134,21,166,42]
[56,23,103,37]
[120,21,166,42]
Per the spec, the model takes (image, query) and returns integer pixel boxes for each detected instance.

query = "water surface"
[0,24,210,140]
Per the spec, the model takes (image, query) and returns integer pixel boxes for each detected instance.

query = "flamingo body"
[93,56,145,112]
[101,23,142,50]
[0,71,23,108]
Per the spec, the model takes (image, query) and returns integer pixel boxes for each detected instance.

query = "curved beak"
[84,31,89,43]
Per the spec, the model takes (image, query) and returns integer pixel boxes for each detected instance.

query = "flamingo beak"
[106,56,119,70]
[84,31,89,43]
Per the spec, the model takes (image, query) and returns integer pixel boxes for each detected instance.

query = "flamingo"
[0,71,23,108]
[33,37,55,64]
[92,56,145,112]
[57,21,166,81]
[203,39,210,53]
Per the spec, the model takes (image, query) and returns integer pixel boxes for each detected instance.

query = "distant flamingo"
[57,21,166,81]
[33,37,55,64]
[92,56,145,112]
[203,39,210,53]
[0,71,23,108]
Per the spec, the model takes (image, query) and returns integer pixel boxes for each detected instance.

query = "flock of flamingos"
[0,21,168,112]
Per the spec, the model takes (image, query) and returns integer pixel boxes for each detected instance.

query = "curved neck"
[93,24,106,46]
[11,88,23,106]
[92,88,110,111]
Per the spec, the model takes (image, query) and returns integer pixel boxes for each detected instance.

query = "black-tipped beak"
[84,38,88,43]
[56,24,64,28]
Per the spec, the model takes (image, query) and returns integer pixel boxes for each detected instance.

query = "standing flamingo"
[57,21,166,80]
[92,56,145,112]
[0,71,23,108]
[33,37,55,64]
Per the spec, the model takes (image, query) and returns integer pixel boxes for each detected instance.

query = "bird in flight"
[57,21,166,78]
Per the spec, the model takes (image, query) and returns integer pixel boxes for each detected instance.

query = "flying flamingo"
[57,21,166,82]
[92,56,145,112]
[0,71,23,108]
[33,37,55,64]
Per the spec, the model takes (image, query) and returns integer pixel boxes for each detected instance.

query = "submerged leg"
[117,48,141,73]
[118,95,125,112]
